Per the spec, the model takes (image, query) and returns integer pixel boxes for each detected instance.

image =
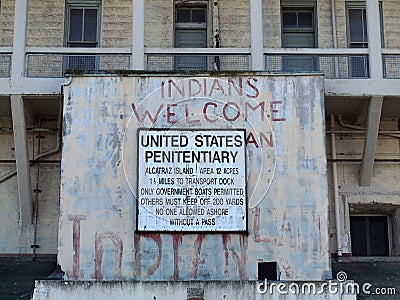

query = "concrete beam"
[10,95,32,224]
[250,0,264,70]
[132,0,144,70]
[359,96,383,187]
[366,0,383,80]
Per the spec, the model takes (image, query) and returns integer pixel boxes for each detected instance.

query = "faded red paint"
[134,233,162,276]
[172,234,183,280]
[93,231,123,280]
[66,214,86,280]
[161,77,259,99]
[191,234,206,278]
[278,211,295,247]
[253,207,272,242]
[221,234,248,280]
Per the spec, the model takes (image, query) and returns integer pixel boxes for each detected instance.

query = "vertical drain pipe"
[330,114,342,260]
[212,0,221,70]
[32,116,41,260]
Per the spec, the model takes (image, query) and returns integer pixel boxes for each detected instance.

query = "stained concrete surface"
[1,259,399,299]
[332,261,400,300]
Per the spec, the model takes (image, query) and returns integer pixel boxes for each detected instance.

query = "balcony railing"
[25,47,131,78]
[145,48,251,72]
[9,47,400,80]
[382,50,400,79]
[264,48,370,79]
[0,49,12,78]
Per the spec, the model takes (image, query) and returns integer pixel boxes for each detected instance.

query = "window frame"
[280,1,318,48]
[346,2,368,49]
[350,214,391,257]
[64,0,102,48]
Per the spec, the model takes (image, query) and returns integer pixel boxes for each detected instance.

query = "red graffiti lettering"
[93,231,123,280]
[66,214,86,280]
[132,103,164,123]
[203,102,218,123]
[222,102,240,121]
[221,234,248,280]
[134,233,162,276]
[270,101,286,121]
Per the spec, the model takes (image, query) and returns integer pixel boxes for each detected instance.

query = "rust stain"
[191,234,206,278]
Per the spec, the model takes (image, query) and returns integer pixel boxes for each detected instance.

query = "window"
[281,3,318,72]
[346,2,369,77]
[65,0,101,71]
[350,216,389,256]
[174,4,207,71]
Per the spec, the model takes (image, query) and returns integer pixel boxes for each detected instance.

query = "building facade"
[0,0,399,298]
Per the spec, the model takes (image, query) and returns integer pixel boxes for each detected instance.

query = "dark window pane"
[192,9,206,22]
[283,12,297,28]
[369,216,388,256]
[349,9,364,42]
[351,217,368,256]
[69,9,83,41]
[84,9,98,42]
[176,9,190,22]
[363,9,368,42]
[298,12,313,28]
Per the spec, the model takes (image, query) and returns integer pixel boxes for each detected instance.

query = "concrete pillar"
[250,0,264,70]
[11,0,28,84]
[132,0,145,70]
[366,0,383,80]
[359,96,383,187]
[10,95,32,224]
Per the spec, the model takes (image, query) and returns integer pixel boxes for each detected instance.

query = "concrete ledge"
[33,280,356,300]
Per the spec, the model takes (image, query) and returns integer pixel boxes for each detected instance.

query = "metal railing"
[145,48,251,72]
[0,51,12,78]
[382,53,400,79]
[25,47,131,78]
[264,52,370,79]
[18,47,400,80]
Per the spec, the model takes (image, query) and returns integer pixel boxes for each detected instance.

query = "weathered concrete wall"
[263,0,281,48]
[59,74,330,281]
[382,0,400,48]
[326,117,400,256]
[26,0,65,47]
[0,116,60,255]
[101,0,132,47]
[219,0,250,47]
[0,0,15,47]
[144,0,174,47]
[33,280,356,300]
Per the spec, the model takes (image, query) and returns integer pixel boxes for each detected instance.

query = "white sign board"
[137,129,247,232]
